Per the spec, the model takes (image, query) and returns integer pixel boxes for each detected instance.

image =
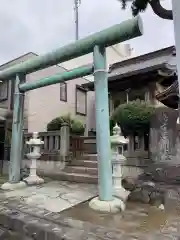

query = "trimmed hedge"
[110,100,155,136]
[47,114,85,135]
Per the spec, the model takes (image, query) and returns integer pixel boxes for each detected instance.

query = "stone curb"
[0,205,96,240]
[0,197,178,239]
[0,201,178,239]
[0,202,125,240]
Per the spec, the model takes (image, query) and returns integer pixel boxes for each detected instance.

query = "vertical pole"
[93,45,113,201]
[126,91,129,103]
[74,0,79,40]
[9,74,25,183]
[126,88,130,103]
[172,1,180,112]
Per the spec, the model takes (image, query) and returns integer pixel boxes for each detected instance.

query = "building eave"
[82,63,167,91]
[82,45,176,91]
[155,80,179,109]
[109,45,175,72]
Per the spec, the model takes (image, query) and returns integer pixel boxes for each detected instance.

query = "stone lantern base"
[114,187,130,202]
[23,175,44,186]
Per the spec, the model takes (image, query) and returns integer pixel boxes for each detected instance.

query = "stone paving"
[0,181,180,239]
[0,181,98,213]
[0,197,180,239]
[60,200,180,239]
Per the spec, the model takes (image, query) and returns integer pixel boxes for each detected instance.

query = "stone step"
[38,154,99,184]
[41,171,98,184]
[64,166,98,175]
[72,160,98,168]
[78,154,97,161]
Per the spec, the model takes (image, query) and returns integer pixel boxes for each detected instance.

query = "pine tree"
[118,0,173,20]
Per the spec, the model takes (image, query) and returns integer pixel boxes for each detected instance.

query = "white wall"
[26,65,91,132]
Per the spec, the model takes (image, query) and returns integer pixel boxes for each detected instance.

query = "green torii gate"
[1,16,143,212]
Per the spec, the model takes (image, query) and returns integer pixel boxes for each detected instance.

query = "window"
[129,90,145,102]
[113,91,127,109]
[10,80,15,109]
[144,133,149,151]
[76,85,87,116]
[114,100,121,109]
[134,134,140,150]
[60,82,67,102]
[0,81,8,102]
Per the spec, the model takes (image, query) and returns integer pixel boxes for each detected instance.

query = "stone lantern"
[24,132,44,185]
[110,123,129,200]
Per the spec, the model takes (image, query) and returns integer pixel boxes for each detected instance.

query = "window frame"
[60,82,67,102]
[75,85,87,116]
[0,81,9,102]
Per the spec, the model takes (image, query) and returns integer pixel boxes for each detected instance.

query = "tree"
[118,0,173,20]
[110,100,155,137]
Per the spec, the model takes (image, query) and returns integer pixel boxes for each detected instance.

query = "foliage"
[110,118,116,135]
[110,100,155,136]
[47,114,85,135]
[119,0,149,16]
[71,120,85,135]
[117,0,173,20]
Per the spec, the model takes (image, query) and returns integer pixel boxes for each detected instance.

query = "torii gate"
[0,16,143,212]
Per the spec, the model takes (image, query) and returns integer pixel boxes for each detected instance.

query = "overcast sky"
[0,0,174,64]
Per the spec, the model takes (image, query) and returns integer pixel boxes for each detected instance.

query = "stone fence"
[23,125,96,161]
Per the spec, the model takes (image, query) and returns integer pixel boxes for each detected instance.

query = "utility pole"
[74,0,81,41]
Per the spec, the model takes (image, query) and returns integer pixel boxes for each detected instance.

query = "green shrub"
[47,117,62,131]
[47,114,85,135]
[71,120,85,135]
[109,118,116,135]
[110,100,155,137]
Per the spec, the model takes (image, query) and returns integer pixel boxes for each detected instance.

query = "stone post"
[60,122,70,162]
[24,132,44,185]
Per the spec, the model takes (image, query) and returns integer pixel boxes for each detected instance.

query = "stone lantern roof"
[111,124,129,145]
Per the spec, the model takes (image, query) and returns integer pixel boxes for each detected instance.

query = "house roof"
[83,45,175,91]
[0,46,176,94]
[109,46,174,74]
[0,52,37,71]
[0,51,92,83]
[0,43,132,83]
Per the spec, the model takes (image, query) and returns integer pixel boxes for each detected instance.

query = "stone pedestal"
[1,181,26,190]
[89,196,125,213]
[24,132,44,185]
